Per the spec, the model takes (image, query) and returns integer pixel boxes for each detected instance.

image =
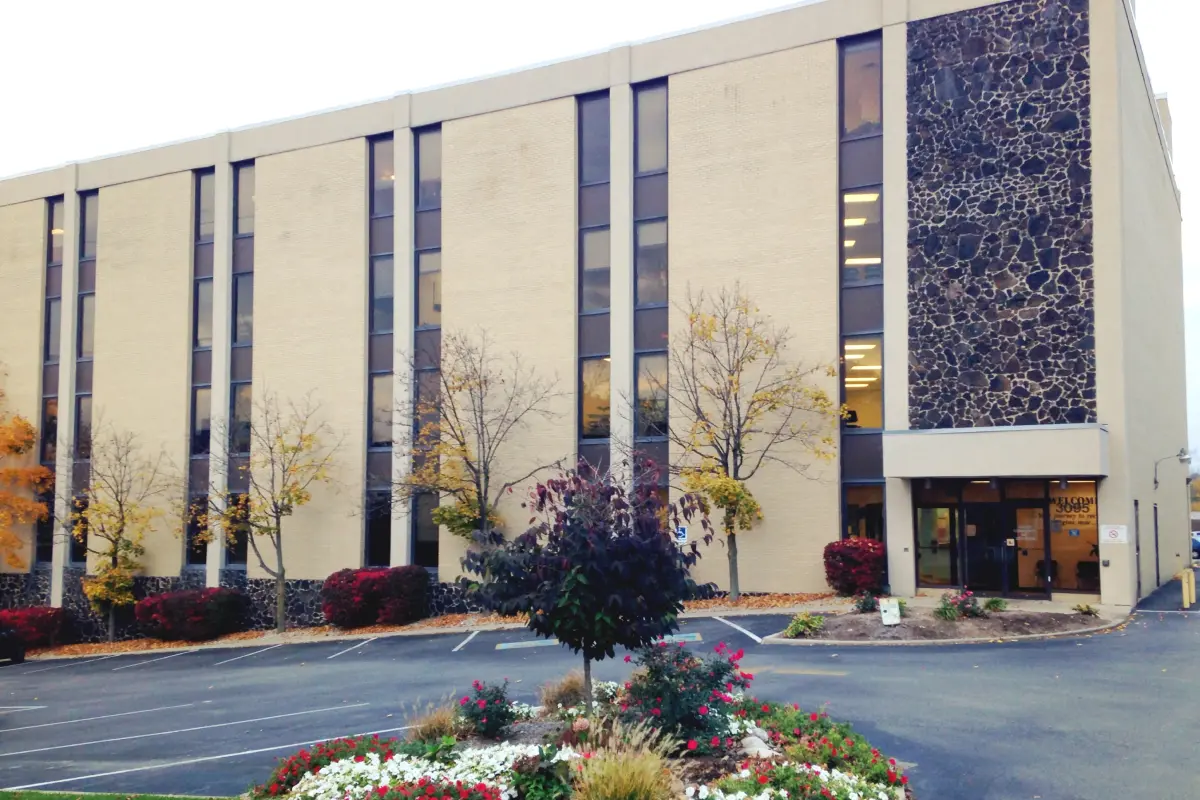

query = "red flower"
[698,706,708,715]
[624,655,631,662]
[477,699,487,709]
[687,740,698,750]
[651,708,661,716]
[810,712,819,721]
[758,775,769,785]
[761,703,770,713]
[711,736,720,746]
[901,775,909,785]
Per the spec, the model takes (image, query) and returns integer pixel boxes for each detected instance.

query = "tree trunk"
[728,530,740,602]
[583,655,594,715]
[107,605,116,642]
[274,526,287,634]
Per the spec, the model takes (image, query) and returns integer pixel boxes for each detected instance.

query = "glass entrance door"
[916,507,956,586]
[1012,504,1051,595]
[961,504,1008,593]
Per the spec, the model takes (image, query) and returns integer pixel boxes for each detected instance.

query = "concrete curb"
[761,614,1132,647]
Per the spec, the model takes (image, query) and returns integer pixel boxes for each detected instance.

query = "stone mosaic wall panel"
[907,0,1095,428]
[0,569,52,609]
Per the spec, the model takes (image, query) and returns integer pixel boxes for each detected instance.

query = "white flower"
[687,788,696,798]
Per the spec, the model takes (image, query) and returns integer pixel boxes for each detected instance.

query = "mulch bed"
[684,592,835,612]
[798,607,1110,641]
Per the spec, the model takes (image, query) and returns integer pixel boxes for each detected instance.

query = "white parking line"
[111,650,198,671]
[713,616,764,644]
[452,631,479,652]
[4,703,195,733]
[327,638,376,659]
[20,654,119,674]
[0,702,370,757]
[0,724,413,790]
[213,643,284,665]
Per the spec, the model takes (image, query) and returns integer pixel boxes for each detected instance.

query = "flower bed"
[255,642,910,800]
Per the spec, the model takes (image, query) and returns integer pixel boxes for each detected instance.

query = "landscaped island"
[253,643,912,800]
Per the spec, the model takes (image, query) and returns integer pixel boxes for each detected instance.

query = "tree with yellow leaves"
[202,391,340,633]
[393,330,564,543]
[0,387,54,570]
[646,284,840,600]
[68,423,175,641]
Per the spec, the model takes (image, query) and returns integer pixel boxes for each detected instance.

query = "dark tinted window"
[635,83,668,175]
[44,298,61,362]
[185,499,209,565]
[192,387,212,454]
[371,374,393,447]
[413,492,439,568]
[233,275,254,345]
[69,496,88,563]
[416,129,442,211]
[579,94,611,184]
[41,398,57,464]
[225,493,249,565]
[196,171,216,242]
[417,251,442,328]
[235,164,255,236]
[48,198,65,265]
[371,137,395,216]
[581,229,610,312]
[371,257,394,334]
[77,296,95,359]
[75,395,92,459]
[230,384,253,454]
[80,193,99,260]
[365,492,391,567]
[635,221,668,306]
[194,279,214,348]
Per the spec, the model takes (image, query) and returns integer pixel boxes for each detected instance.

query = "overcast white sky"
[0,0,1193,445]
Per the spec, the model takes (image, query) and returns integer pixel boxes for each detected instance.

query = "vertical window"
[77,294,95,359]
[189,169,216,567]
[69,496,89,565]
[839,35,885,547]
[44,299,61,362]
[75,395,92,460]
[75,192,98,479]
[370,374,392,447]
[233,274,254,344]
[235,164,255,236]
[580,358,612,440]
[39,197,64,564]
[411,128,442,569]
[365,491,391,567]
[230,384,252,455]
[194,279,214,348]
[366,136,396,566]
[632,81,669,478]
[576,93,611,468]
[842,39,883,139]
[192,387,212,454]
[225,493,249,566]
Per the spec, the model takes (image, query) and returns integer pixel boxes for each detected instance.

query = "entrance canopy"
[882,424,1109,479]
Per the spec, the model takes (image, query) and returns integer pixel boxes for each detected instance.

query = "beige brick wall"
[669,42,840,593]
[254,139,368,580]
[93,174,192,576]
[440,98,578,578]
[0,201,47,571]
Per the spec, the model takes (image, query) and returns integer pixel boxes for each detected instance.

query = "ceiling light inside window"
[843,218,867,227]
[843,192,880,203]
[844,258,882,266]
[844,344,877,351]
[844,240,856,248]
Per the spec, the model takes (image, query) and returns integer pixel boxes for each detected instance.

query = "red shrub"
[0,606,68,647]
[321,566,429,629]
[135,588,248,641]
[823,538,886,596]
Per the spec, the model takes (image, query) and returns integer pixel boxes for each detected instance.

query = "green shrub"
[852,591,878,613]
[983,597,1008,613]
[510,745,575,800]
[935,590,986,620]
[458,679,516,738]
[783,612,825,638]
[1073,603,1099,616]
[897,598,909,618]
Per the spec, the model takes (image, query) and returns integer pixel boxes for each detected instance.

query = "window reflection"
[844,484,884,541]
[417,129,442,211]
[371,257,394,334]
[192,387,211,455]
[370,374,393,448]
[230,385,252,455]
[580,358,611,439]
[842,39,882,138]
[235,165,255,236]
[579,94,611,185]
[636,354,668,438]
[581,229,611,312]
[635,221,668,306]
[233,275,254,345]
[197,171,216,242]
[371,138,395,216]
[635,83,668,174]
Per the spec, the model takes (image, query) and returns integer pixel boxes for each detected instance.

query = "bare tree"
[65,423,176,640]
[393,329,565,541]
[203,391,341,632]
[633,284,841,600]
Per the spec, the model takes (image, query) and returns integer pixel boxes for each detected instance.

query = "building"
[0,0,1186,630]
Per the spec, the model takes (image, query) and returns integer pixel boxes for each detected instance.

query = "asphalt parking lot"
[2,610,1197,800]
